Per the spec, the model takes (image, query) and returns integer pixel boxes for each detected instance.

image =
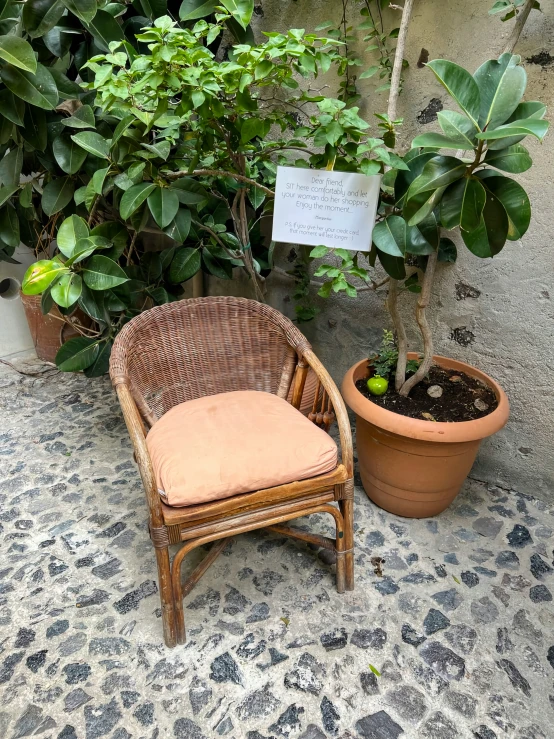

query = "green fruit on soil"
[367,375,389,396]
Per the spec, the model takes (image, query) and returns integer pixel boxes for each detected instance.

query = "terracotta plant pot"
[20,292,84,364]
[341,354,510,518]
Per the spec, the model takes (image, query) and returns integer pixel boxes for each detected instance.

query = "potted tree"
[311,6,549,516]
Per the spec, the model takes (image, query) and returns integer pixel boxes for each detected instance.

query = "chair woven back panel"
[110,296,312,423]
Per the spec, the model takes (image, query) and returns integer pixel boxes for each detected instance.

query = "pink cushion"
[146,390,338,507]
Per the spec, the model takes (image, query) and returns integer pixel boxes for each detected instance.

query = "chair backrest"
[110,296,312,424]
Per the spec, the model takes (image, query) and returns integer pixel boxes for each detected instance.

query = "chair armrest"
[115,383,164,526]
[302,348,354,478]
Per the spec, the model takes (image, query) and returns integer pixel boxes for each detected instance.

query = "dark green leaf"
[61,105,96,130]
[41,288,54,315]
[0,147,23,188]
[49,69,82,99]
[169,247,201,283]
[53,135,88,175]
[164,208,192,244]
[42,177,74,216]
[120,182,156,220]
[484,143,532,173]
[406,156,467,198]
[85,9,124,53]
[22,259,68,294]
[141,251,162,282]
[488,101,547,150]
[0,184,17,208]
[22,105,47,151]
[84,340,112,377]
[411,132,474,151]
[461,191,508,257]
[376,249,406,280]
[437,110,478,148]
[70,131,111,159]
[62,0,97,23]
[440,177,486,232]
[147,187,179,229]
[78,283,109,324]
[0,63,58,110]
[51,271,82,308]
[0,35,37,73]
[248,186,265,210]
[403,186,447,227]
[66,237,110,265]
[22,0,64,38]
[476,118,548,142]
[241,118,265,144]
[372,215,406,256]
[112,114,134,145]
[82,255,129,290]
[413,212,439,252]
[56,336,100,372]
[0,204,19,247]
[473,53,526,129]
[438,237,457,263]
[0,89,24,126]
[477,172,531,240]
[426,59,481,127]
[394,152,437,205]
[170,177,209,206]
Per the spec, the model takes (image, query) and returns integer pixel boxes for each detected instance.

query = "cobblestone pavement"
[1,359,553,739]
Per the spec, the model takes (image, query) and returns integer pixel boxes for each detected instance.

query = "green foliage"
[369,330,419,380]
[489,0,541,22]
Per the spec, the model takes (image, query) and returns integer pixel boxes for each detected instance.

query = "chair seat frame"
[111,297,354,648]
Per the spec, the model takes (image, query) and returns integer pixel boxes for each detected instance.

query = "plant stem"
[503,0,535,53]
[398,250,438,397]
[385,0,415,390]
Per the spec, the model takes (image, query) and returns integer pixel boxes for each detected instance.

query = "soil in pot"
[355,364,498,423]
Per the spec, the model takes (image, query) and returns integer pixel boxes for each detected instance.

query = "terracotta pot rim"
[341,354,510,444]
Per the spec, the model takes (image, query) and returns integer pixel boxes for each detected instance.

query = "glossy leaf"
[440,177,486,232]
[414,212,439,252]
[203,248,233,279]
[478,172,531,240]
[66,237,110,265]
[438,237,457,263]
[473,53,526,130]
[70,131,111,159]
[484,144,532,173]
[53,135,88,175]
[170,178,209,206]
[57,215,90,257]
[0,184,17,208]
[164,208,192,244]
[51,272,82,308]
[42,178,74,217]
[179,0,218,21]
[84,341,112,377]
[147,187,180,229]
[169,247,201,283]
[61,105,96,129]
[62,0,97,23]
[78,284,109,324]
[0,89,24,126]
[22,259,68,295]
[0,205,19,247]
[0,35,37,74]
[85,9,125,52]
[55,336,100,372]
[437,110,478,148]
[461,191,509,257]
[376,249,406,280]
[488,101,547,150]
[0,147,23,188]
[426,59,481,128]
[82,255,129,290]
[476,118,548,142]
[0,63,58,110]
[372,216,406,256]
[120,183,156,220]
[22,0,64,38]
[394,152,438,206]
[406,156,467,198]
[411,133,474,151]
[403,186,447,227]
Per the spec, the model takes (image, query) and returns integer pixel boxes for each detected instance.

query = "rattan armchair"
[110,296,354,648]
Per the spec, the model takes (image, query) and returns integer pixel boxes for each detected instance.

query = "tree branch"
[398,250,438,397]
[387,0,415,121]
[387,278,409,391]
[503,0,535,54]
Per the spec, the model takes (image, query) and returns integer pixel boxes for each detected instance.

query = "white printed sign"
[272,166,381,252]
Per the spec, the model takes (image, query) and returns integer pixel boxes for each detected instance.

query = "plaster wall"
[250,0,554,501]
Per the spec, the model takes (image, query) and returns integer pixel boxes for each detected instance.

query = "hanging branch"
[384,0,415,391]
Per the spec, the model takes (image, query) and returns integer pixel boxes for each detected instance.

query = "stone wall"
[248,0,554,501]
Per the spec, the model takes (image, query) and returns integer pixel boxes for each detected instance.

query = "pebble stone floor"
[1,358,553,739]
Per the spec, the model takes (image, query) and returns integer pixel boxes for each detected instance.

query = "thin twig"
[126,230,138,267]
[165,169,275,197]
[503,0,535,54]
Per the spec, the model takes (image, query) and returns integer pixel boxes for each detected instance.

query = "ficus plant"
[310,52,548,397]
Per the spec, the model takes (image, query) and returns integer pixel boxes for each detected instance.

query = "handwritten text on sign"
[272,166,381,252]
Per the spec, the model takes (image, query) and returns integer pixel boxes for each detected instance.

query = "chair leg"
[155,547,177,648]
[340,497,355,591]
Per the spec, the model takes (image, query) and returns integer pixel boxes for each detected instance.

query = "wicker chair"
[110,296,354,647]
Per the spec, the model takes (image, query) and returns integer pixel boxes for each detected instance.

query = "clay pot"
[341,354,510,518]
[20,292,84,363]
